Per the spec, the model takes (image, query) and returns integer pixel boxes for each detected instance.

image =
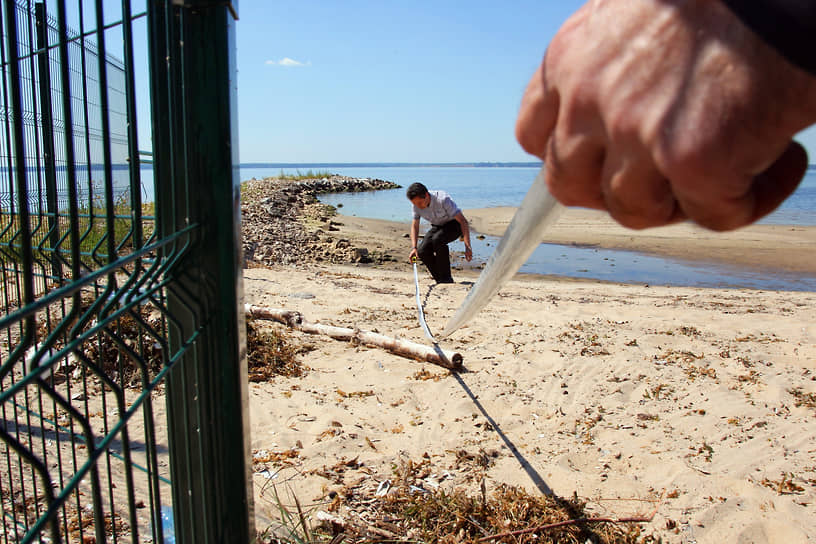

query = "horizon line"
[238,161,543,168]
[239,161,816,170]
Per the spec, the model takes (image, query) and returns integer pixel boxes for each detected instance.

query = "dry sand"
[244,210,816,543]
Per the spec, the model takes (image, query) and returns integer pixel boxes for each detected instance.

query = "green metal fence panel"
[0,0,250,542]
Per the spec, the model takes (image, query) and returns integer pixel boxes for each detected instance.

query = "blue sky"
[57,0,816,165]
[234,1,584,163]
[234,1,816,164]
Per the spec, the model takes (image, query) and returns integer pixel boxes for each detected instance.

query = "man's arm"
[720,0,816,76]
[454,212,472,262]
[408,218,420,261]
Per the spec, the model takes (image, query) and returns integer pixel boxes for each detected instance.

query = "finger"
[516,62,559,159]
[747,141,808,224]
[544,124,607,210]
[600,151,684,229]
[677,141,807,231]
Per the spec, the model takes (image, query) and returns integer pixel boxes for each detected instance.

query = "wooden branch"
[477,491,664,542]
[245,304,463,370]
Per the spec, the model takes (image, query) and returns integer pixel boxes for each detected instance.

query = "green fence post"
[34,2,62,283]
[147,1,252,542]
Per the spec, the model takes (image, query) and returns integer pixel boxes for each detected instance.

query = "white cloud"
[265,57,310,67]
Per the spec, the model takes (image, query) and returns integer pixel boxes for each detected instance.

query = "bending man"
[407,182,472,284]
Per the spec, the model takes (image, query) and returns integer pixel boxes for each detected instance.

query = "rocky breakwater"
[241,175,401,266]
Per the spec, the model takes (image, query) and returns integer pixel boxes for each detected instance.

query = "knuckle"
[653,132,722,190]
[515,122,545,158]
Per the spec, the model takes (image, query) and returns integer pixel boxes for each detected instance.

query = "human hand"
[516,0,816,231]
[408,247,418,263]
[464,244,472,262]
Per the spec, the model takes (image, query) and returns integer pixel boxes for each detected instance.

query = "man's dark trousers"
[417,219,462,283]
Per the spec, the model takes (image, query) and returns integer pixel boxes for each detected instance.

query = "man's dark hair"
[406,182,429,200]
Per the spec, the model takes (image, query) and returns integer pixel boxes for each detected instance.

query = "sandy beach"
[243,200,816,543]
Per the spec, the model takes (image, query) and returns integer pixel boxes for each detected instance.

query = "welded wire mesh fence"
[0,1,249,542]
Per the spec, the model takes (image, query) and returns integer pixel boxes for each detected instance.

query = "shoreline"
[335,207,816,278]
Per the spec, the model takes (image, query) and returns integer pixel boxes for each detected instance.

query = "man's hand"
[516,0,816,231]
[463,244,472,262]
[409,219,420,262]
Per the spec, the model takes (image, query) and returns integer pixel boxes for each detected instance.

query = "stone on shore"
[241,175,400,267]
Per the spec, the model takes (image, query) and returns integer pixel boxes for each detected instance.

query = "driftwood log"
[245,304,463,370]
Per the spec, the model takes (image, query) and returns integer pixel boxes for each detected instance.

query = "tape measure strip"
[412,260,437,342]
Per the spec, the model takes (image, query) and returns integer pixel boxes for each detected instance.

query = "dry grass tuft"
[246,318,309,381]
[36,292,165,389]
[789,387,816,411]
[299,459,655,544]
[77,306,164,388]
[1,488,128,543]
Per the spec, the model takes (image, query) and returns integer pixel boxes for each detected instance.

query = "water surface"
[240,165,816,291]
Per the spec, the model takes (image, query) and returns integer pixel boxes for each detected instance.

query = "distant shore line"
[239,162,542,169]
[6,161,812,172]
[236,162,816,170]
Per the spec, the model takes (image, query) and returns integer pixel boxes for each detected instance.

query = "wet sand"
[466,207,816,275]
